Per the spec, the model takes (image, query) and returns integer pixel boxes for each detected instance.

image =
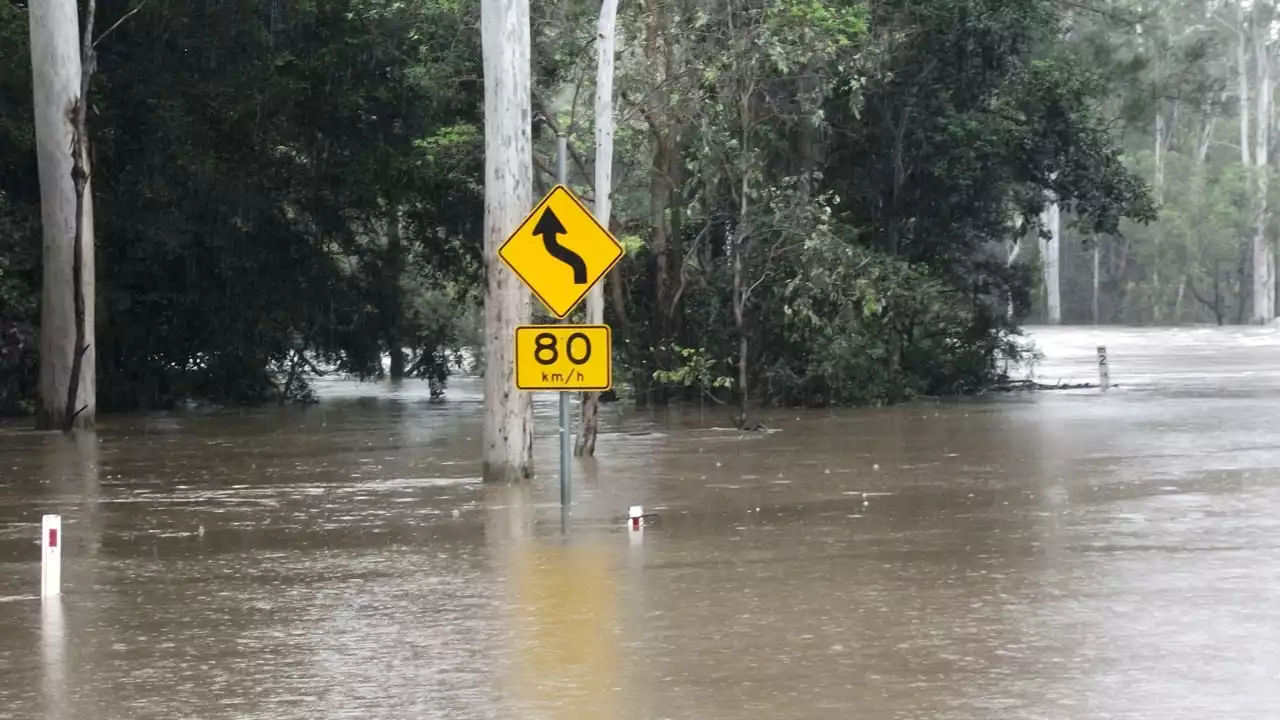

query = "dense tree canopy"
[1027,0,1280,326]
[1,0,1158,419]
[2,0,485,414]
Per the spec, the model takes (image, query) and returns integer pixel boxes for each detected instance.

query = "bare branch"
[743,234,799,305]
[1212,14,1242,39]
[1185,274,1216,310]
[616,67,702,126]
[532,154,555,196]
[533,88,596,192]
[94,0,149,47]
[295,349,329,378]
[568,58,587,135]
[618,88,665,137]
[69,403,89,424]
[668,220,712,315]
[1055,0,1141,26]
[1008,239,1023,266]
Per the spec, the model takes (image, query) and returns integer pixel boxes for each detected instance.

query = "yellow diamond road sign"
[499,185,624,319]
[515,325,612,391]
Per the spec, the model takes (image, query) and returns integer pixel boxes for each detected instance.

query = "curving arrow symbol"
[533,208,587,284]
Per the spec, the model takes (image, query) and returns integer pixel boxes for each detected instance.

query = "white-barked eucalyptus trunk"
[29,0,95,430]
[481,0,534,481]
[1251,8,1274,323]
[1040,198,1061,324]
[576,0,618,458]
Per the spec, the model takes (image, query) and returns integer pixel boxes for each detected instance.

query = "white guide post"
[1097,346,1110,392]
[42,514,61,597]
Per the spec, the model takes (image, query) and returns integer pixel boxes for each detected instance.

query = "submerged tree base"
[481,460,534,485]
[34,408,95,431]
[986,379,1107,392]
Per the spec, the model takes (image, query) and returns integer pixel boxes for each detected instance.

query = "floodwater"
[2,324,1280,719]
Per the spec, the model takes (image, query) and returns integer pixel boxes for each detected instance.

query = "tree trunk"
[797,66,817,206]
[1238,3,1251,169]
[481,0,534,482]
[64,0,94,432]
[1252,14,1275,324]
[31,0,95,431]
[1197,114,1215,166]
[1214,268,1225,324]
[1006,214,1023,320]
[1040,199,1061,324]
[886,106,909,255]
[659,0,684,347]
[1152,112,1165,323]
[576,0,617,457]
[1193,113,1216,325]
[385,205,406,380]
[1237,258,1250,324]
[732,238,747,429]
[736,330,747,427]
[645,138,675,407]
[1092,241,1100,325]
[388,344,405,379]
[732,92,750,429]
[1236,3,1259,324]
[1154,111,1165,203]
[641,0,673,407]
[605,219,647,408]
[665,142,685,342]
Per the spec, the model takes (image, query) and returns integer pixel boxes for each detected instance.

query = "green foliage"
[1018,57,1158,235]
[652,346,735,391]
[772,234,1026,405]
[2,0,1160,418]
[0,189,37,416]
[653,189,1028,408]
[761,0,867,72]
[625,0,1145,410]
[1036,0,1273,325]
[0,0,484,414]
[618,234,647,257]
[0,2,38,416]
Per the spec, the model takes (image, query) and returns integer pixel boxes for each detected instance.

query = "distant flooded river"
[3,324,1280,719]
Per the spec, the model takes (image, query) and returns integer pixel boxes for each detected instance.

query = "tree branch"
[1185,274,1215,310]
[1008,238,1023,266]
[297,351,328,378]
[568,58,589,135]
[615,67,701,129]
[743,234,800,306]
[69,403,89,424]
[1055,0,1141,27]
[533,88,595,192]
[94,0,148,47]
[532,153,555,194]
[617,87,665,138]
[1213,14,1243,39]
[667,219,712,316]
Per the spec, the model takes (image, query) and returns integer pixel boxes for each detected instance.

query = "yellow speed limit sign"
[515,325,612,391]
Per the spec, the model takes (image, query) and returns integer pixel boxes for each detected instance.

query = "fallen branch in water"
[988,379,1108,392]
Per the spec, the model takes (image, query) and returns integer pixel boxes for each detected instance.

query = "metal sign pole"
[503,141,620,511]
[556,134,571,509]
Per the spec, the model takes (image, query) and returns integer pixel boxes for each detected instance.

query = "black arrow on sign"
[533,208,587,284]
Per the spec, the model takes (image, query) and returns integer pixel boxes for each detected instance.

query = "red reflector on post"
[42,514,62,597]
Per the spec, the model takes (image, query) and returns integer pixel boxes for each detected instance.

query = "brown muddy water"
[2,325,1280,719]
